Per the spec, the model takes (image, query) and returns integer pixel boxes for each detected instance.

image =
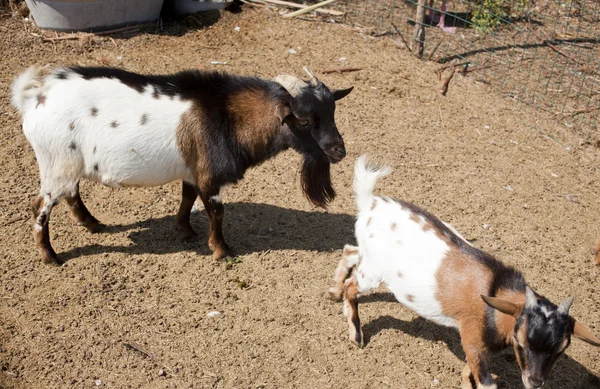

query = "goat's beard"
[301,154,335,208]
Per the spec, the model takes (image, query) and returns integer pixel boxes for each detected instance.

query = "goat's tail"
[353,155,392,213]
[11,66,43,114]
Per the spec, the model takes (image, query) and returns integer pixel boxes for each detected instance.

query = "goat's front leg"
[329,244,360,301]
[199,186,233,260]
[459,324,497,389]
[176,181,199,240]
[593,233,600,265]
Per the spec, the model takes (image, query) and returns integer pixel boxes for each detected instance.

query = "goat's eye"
[298,119,309,125]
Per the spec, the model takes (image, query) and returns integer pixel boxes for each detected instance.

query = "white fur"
[13,68,193,200]
[352,156,458,328]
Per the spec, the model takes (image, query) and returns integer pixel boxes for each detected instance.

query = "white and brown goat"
[11,66,353,264]
[329,155,600,389]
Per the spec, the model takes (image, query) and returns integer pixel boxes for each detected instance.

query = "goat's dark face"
[483,287,600,389]
[286,82,352,163]
[275,70,353,208]
[512,297,572,389]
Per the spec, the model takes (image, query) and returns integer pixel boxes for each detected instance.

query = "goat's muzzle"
[325,143,346,163]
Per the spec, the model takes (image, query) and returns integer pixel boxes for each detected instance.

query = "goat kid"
[329,155,600,389]
[12,66,353,264]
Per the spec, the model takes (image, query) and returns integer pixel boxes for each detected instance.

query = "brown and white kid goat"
[11,66,352,264]
[330,155,600,389]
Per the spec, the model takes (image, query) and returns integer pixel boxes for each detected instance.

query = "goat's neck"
[492,288,526,347]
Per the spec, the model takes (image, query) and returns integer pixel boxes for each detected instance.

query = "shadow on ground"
[57,202,356,262]
[360,295,600,389]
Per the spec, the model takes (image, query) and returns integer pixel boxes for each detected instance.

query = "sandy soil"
[1,5,599,389]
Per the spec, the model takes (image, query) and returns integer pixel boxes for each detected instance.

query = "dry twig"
[440,67,456,96]
[320,67,363,74]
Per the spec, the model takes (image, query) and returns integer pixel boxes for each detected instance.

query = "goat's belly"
[83,142,191,188]
[384,270,459,328]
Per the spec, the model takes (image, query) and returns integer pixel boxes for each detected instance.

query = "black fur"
[301,154,335,208]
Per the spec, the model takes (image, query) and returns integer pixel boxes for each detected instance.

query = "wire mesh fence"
[340,0,600,137]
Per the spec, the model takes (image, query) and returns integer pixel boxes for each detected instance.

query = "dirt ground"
[1,4,600,389]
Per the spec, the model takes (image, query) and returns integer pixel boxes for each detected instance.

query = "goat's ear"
[481,295,522,317]
[332,86,354,101]
[572,320,600,347]
[275,104,292,124]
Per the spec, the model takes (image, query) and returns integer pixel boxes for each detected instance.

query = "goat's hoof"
[176,226,197,241]
[349,329,365,348]
[41,250,61,265]
[87,221,105,233]
[213,247,235,261]
[327,287,343,301]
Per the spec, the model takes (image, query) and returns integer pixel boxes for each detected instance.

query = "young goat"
[329,156,600,389]
[12,66,353,264]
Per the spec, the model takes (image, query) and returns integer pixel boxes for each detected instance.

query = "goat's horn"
[303,66,319,86]
[525,286,537,309]
[557,296,574,315]
[274,75,307,97]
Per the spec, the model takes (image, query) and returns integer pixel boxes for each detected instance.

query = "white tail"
[353,155,391,213]
[11,66,42,113]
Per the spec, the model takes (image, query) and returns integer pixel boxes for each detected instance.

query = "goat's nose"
[529,377,544,388]
[331,145,346,158]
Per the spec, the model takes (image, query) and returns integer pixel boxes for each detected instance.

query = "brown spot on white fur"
[391,222,397,231]
[36,94,46,108]
[110,121,119,128]
[369,233,374,238]
[93,163,99,172]
[68,142,76,151]
[406,294,414,302]
[367,217,372,226]
[152,88,160,99]
[397,271,403,278]
[91,107,98,117]
[69,121,75,130]
[370,199,377,211]
[409,212,421,224]
[140,114,148,125]
[93,146,97,153]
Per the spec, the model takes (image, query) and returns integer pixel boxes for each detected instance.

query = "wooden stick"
[440,67,455,96]
[283,0,338,18]
[250,0,343,16]
[391,23,413,53]
[427,40,442,61]
[412,0,427,58]
[320,67,363,74]
[95,25,139,35]
[40,25,140,43]
[545,41,583,65]
[123,342,176,374]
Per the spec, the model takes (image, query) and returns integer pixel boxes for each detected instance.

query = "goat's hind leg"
[32,193,59,265]
[329,244,360,301]
[343,275,365,347]
[65,182,103,233]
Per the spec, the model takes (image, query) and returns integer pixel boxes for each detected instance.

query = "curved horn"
[303,66,319,86]
[525,286,537,310]
[557,296,574,315]
[274,75,307,97]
